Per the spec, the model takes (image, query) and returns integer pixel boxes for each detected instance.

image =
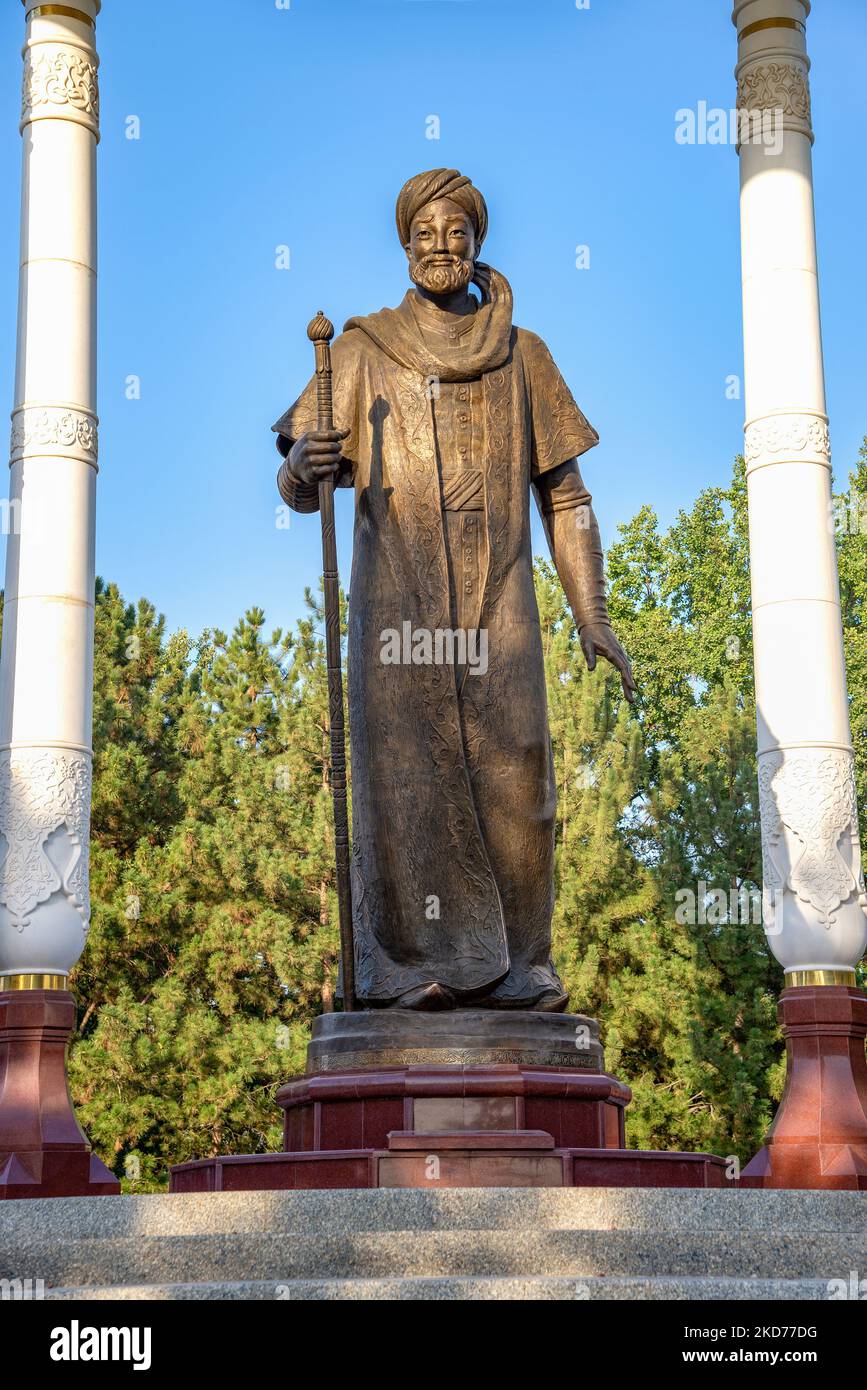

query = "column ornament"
[0,748,91,934]
[758,748,867,928]
[21,44,99,134]
[736,56,812,141]
[740,18,806,41]
[744,412,830,471]
[11,405,98,466]
[29,6,95,24]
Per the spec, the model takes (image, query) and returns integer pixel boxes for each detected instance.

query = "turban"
[395,168,488,249]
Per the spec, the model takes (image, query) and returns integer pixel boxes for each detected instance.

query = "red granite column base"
[170,1064,730,1192]
[741,986,867,1191]
[0,990,119,1199]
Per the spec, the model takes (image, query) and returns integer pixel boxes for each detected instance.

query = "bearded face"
[406,197,479,299]
[408,252,474,296]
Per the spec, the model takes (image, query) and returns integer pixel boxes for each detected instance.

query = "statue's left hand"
[580,622,637,704]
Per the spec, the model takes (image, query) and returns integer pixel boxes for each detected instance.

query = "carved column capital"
[736,53,812,144]
[21,42,99,137]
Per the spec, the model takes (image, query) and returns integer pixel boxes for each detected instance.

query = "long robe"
[274,289,598,1006]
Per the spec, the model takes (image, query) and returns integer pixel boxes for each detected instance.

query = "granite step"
[43,1275,838,1301]
[7,1228,866,1287]
[1,1187,864,1237]
[2,1189,864,1301]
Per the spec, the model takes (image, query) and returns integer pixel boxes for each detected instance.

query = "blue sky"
[0,0,864,640]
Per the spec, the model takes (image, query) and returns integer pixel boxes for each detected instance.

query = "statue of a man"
[274,168,635,1013]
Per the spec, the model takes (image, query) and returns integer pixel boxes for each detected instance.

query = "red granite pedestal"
[0,990,119,1199]
[170,1063,728,1192]
[741,985,867,1190]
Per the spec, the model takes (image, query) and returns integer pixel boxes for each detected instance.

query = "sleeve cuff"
[277,459,321,514]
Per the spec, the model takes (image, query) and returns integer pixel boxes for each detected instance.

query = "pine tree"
[836,439,867,847]
[599,458,781,1159]
[69,589,342,1187]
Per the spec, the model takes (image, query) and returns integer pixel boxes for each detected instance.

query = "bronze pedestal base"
[305,1007,605,1072]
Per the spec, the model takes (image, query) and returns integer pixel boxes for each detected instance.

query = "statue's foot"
[532,990,570,1013]
[476,988,571,1012]
[394,982,456,1011]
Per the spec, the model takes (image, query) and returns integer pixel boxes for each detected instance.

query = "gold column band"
[785,969,857,989]
[0,973,69,992]
[28,4,95,26]
[740,17,806,40]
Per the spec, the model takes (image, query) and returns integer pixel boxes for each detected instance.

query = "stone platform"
[170,1011,728,1193]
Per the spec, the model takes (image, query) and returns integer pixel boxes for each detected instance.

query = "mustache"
[414,252,471,272]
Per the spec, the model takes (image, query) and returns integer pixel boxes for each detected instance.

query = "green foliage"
[69,585,341,1189]
[589,461,778,1156]
[60,443,867,1185]
[836,440,867,848]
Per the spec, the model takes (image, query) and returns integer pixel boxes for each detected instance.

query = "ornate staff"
[307,311,355,1011]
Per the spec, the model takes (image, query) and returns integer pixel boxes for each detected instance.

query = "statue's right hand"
[287,429,349,487]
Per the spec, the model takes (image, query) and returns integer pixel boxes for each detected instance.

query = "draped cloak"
[273,284,598,1006]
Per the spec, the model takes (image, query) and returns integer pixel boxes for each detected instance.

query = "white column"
[734,0,867,981]
[0,0,100,983]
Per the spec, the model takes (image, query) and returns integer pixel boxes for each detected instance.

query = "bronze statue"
[274,168,635,1014]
